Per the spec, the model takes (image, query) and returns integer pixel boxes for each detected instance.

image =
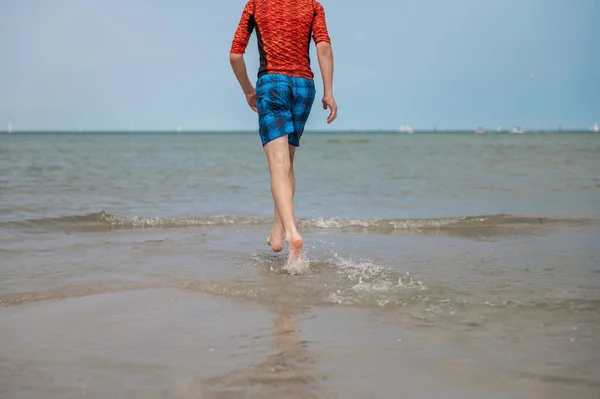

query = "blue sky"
[0,0,598,131]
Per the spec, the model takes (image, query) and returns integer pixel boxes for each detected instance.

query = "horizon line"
[1,129,599,134]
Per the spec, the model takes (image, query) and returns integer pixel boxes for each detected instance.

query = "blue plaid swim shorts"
[256,73,316,147]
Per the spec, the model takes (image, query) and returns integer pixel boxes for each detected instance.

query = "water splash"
[282,255,311,276]
[331,252,426,291]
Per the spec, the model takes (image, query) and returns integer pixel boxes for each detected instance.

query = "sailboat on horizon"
[7,123,12,134]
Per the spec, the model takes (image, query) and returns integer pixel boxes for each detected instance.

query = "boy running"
[229,0,338,261]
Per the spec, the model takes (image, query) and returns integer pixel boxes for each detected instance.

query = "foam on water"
[2,210,593,233]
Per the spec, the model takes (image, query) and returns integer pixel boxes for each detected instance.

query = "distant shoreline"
[1,129,598,135]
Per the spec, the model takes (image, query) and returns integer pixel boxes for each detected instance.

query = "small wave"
[2,211,593,232]
[1,211,272,230]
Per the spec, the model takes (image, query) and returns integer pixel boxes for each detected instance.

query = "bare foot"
[286,234,304,263]
[266,227,284,253]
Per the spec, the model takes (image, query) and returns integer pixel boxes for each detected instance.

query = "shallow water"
[1,132,599,398]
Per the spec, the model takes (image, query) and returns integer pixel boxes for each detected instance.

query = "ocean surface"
[1,131,599,398]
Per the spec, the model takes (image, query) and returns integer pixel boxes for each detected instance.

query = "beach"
[1,132,599,398]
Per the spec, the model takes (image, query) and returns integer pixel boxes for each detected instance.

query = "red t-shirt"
[230,0,331,80]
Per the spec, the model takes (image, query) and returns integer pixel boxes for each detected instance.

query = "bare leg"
[263,136,303,260]
[267,145,296,253]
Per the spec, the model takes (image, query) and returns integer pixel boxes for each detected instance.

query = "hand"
[322,95,338,124]
[245,88,258,113]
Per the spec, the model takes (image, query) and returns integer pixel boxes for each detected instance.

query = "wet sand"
[2,285,599,399]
